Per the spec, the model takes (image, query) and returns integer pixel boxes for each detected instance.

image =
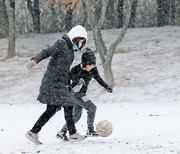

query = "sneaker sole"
[69,136,87,143]
[87,134,100,137]
[25,132,42,145]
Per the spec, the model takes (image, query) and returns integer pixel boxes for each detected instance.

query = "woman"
[25,25,88,145]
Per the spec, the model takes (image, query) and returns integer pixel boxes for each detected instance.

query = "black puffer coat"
[33,34,75,106]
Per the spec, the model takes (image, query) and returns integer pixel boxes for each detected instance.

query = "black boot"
[86,128,99,136]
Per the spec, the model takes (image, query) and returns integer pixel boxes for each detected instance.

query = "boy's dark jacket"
[69,64,110,94]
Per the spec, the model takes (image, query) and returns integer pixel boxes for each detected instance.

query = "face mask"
[73,44,79,51]
[78,42,83,48]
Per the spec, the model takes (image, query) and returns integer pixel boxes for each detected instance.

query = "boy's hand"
[26,59,37,69]
[78,78,85,85]
[107,86,113,93]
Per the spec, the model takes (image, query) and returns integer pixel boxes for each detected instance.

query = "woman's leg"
[31,105,58,133]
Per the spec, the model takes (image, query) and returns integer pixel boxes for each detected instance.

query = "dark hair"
[81,48,96,67]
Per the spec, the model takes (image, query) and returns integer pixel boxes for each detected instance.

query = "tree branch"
[100,0,109,27]
[27,0,33,15]
[109,0,132,54]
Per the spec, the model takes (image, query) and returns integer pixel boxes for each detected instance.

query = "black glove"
[107,86,113,93]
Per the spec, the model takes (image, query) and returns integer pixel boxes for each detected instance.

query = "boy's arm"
[70,64,82,87]
[93,67,113,93]
[70,65,89,94]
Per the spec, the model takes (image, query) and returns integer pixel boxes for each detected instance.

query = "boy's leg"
[82,100,97,131]
[73,103,83,123]
[31,105,58,133]
[76,97,98,136]
[61,103,83,133]
[71,96,97,131]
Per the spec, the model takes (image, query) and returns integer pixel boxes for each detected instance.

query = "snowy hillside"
[0,26,180,153]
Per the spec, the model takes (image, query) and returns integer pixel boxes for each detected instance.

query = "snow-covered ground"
[0,26,180,153]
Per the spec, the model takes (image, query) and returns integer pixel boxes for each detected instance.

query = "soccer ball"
[96,120,113,137]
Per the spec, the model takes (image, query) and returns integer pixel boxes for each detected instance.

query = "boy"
[56,47,113,141]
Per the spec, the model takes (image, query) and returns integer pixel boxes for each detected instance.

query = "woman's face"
[79,38,86,44]
[73,37,86,44]
[72,37,86,51]
[84,64,95,72]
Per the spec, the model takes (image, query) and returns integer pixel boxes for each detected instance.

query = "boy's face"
[84,64,95,72]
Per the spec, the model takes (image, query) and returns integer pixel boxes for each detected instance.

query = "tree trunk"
[65,9,73,31]
[27,0,40,33]
[0,0,8,38]
[87,0,133,86]
[105,0,115,28]
[157,0,165,26]
[115,0,124,28]
[5,0,16,58]
[157,0,172,26]
[104,60,114,86]
[169,0,175,25]
[129,0,138,28]
[105,0,132,86]
[163,0,171,25]
[91,27,107,65]
[175,0,180,25]
[49,4,59,32]
[33,0,40,32]
[79,0,87,27]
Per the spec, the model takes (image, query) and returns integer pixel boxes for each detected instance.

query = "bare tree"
[27,0,40,33]
[63,0,80,31]
[0,0,8,38]
[79,0,88,27]
[129,0,138,27]
[5,0,16,58]
[176,0,180,25]
[157,0,175,26]
[114,0,124,28]
[82,0,133,86]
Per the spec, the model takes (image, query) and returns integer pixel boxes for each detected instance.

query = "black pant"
[31,105,76,135]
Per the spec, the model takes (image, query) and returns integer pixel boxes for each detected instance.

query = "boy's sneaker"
[56,131,69,141]
[25,130,42,145]
[69,133,87,142]
[86,129,99,136]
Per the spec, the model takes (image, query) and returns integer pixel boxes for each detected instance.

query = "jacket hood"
[67,25,87,43]
[62,34,73,48]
